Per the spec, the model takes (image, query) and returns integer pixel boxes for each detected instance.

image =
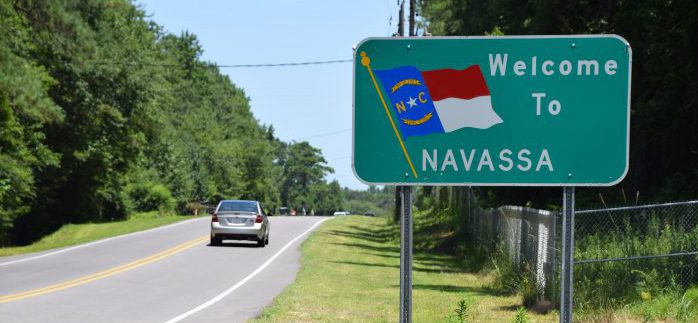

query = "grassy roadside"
[0,212,194,257]
[251,216,558,322]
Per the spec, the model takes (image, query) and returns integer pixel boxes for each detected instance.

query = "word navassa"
[422,148,553,173]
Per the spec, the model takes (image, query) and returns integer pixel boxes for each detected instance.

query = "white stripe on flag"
[433,96,503,132]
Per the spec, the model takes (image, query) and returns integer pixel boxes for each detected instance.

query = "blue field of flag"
[374,66,445,139]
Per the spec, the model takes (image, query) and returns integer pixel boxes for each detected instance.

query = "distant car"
[333,211,350,216]
[210,200,270,247]
[363,212,375,216]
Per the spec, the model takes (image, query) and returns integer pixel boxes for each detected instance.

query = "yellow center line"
[0,235,208,304]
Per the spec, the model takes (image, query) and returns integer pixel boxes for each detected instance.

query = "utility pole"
[394,0,405,223]
[398,0,405,37]
[400,3,415,323]
[409,0,416,36]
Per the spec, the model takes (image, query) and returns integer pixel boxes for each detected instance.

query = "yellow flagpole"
[360,51,418,179]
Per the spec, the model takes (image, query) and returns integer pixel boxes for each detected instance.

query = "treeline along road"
[0,0,345,247]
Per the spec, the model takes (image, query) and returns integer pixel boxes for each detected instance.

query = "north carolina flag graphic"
[374,65,503,139]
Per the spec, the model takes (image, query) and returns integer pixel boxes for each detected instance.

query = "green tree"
[281,141,334,211]
[0,1,65,244]
[310,180,345,214]
[4,0,162,242]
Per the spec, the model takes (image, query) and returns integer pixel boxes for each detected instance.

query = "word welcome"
[488,53,618,77]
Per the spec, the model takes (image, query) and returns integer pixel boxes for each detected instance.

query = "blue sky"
[138,0,402,190]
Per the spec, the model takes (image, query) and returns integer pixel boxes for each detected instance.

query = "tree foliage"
[280,141,338,214]
[0,0,342,245]
[344,185,394,215]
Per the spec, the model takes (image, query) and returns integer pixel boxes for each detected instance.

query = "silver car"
[210,200,270,247]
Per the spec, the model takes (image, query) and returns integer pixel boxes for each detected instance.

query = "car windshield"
[218,201,258,213]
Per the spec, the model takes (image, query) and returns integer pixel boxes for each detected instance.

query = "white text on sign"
[488,54,618,77]
[422,148,553,173]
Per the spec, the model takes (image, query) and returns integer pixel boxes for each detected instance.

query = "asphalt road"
[0,216,330,323]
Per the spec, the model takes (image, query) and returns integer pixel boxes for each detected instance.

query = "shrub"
[184,201,205,215]
[125,182,175,214]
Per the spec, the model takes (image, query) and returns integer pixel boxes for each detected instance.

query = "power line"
[94,59,352,69]
[216,59,352,68]
[293,128,351,141]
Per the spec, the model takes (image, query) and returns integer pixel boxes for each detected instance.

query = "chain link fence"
[437,186,698,308]
[481,199,698,307]
[574,201,698,309]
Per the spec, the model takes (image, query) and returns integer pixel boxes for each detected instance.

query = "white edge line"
[164,217,332,323]
[0,217,207,267]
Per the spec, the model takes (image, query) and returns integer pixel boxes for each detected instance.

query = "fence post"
[520,210,529,267]
[550,209,558,302]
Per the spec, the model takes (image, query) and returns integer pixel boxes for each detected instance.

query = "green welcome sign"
[352,35,631,186]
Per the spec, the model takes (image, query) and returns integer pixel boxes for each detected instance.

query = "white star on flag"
[406,97,417,108]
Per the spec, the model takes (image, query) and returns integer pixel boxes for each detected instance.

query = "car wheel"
[210,234,221,246]
[265,234,269,245]
[257,236,265,248]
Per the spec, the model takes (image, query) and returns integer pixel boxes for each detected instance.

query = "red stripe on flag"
[422,65,490,101]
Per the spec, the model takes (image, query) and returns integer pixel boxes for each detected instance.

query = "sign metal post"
[560,187,575,322]
[400,185,413,323]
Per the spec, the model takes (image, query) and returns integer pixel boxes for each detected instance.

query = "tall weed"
[490,251,544,307]
[447,297,473,323]
[512,307,530,323]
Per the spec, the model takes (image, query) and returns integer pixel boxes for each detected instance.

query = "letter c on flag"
[418,92,427,103]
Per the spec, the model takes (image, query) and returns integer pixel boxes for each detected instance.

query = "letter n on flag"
[374,65,503,139]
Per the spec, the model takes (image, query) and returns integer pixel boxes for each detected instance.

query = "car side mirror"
[208,208,215,215]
